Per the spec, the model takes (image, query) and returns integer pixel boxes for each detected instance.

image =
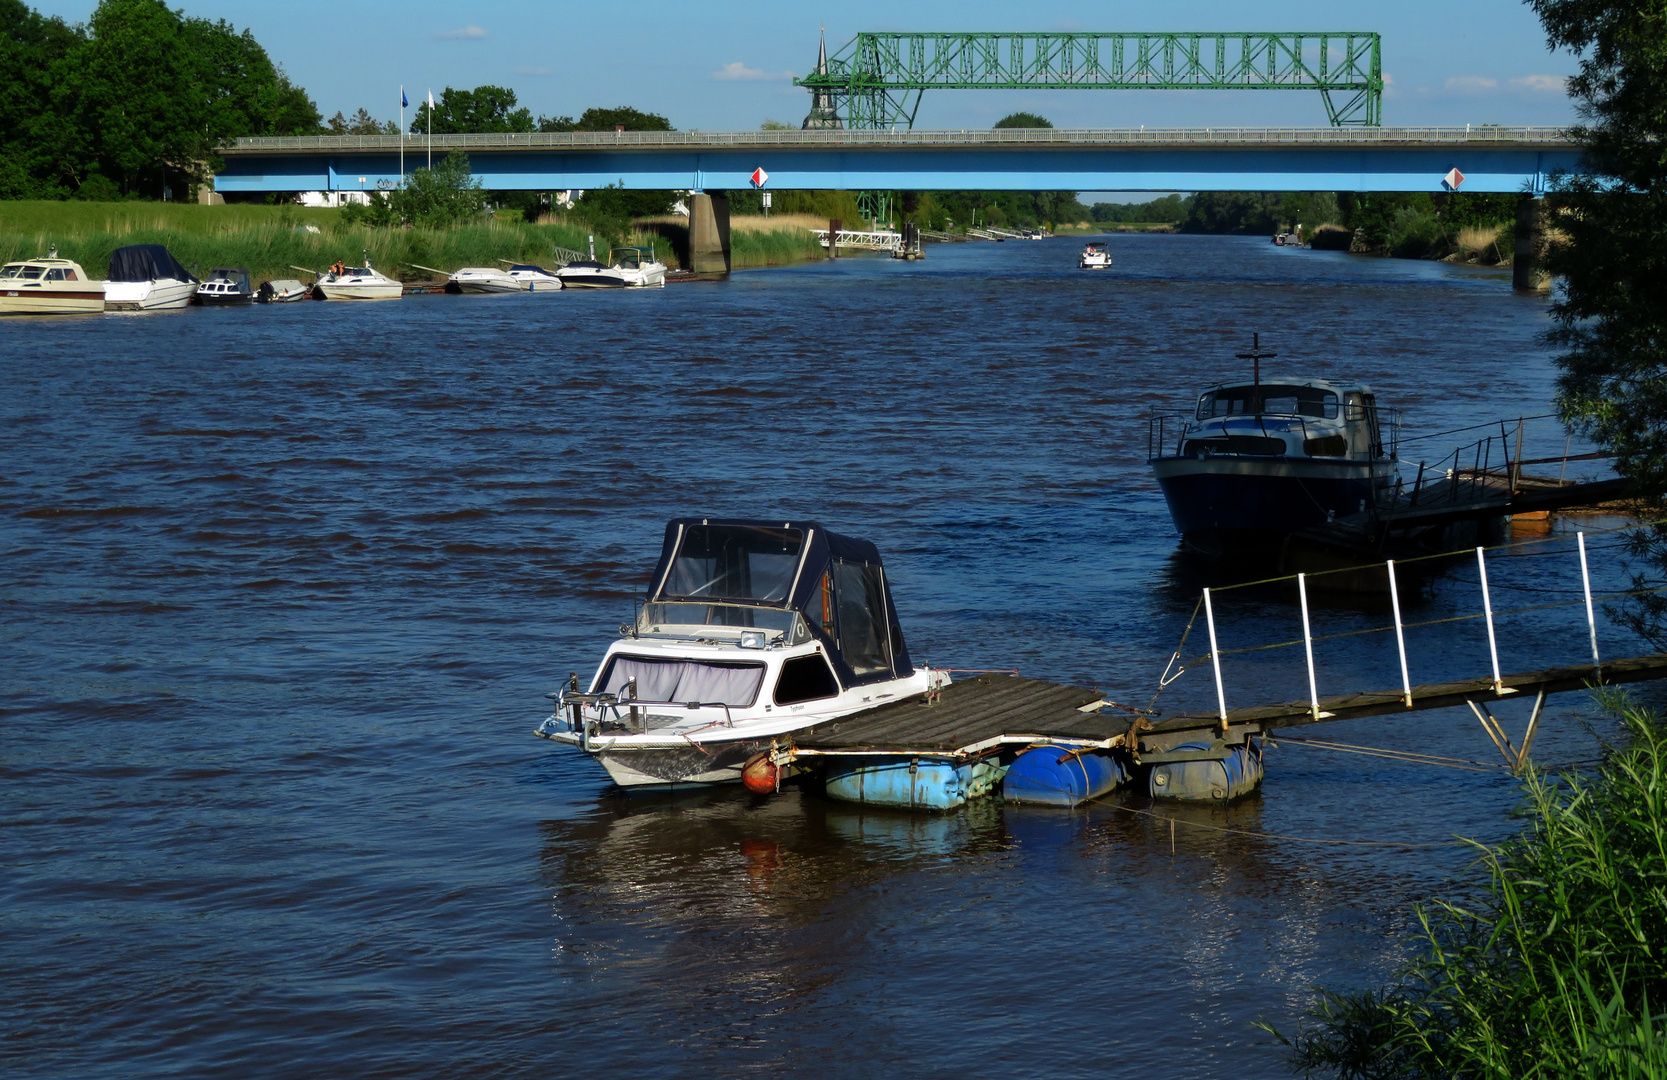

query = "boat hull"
[592,739,776,787]
[454,282,521,294]
[1152,454,1394,547]
[318,283,402,301]
[104,278,198,311]
[0,288,104,315]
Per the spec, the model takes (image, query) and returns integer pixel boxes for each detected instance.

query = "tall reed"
[1267,690,1667,1078]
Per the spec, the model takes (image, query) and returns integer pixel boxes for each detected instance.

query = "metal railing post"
[1299,573,1320,720]
[1204,587,1228,731]
[1388,559,1413,706]
[1579,531,1601,678]
[1478,546,1503,692]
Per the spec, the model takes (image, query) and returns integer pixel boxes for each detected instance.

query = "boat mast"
[1236,332,1277,386]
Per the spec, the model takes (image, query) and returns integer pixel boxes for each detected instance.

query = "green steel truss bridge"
[795,32,1384,129]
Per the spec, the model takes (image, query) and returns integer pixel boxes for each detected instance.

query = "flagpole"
[426,89,432,169]
[399,86,405,184]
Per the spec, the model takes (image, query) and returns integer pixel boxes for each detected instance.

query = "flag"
[401,88,408,109]
[427,90,434,109]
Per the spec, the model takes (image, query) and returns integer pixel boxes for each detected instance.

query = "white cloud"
[433,25,487,40]
[712,61,795,82]
[1509,74,1568,93]
[1445,76,1499,92]
[514,66,555,76]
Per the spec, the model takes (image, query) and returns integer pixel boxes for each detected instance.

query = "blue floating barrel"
[824,757,1003,811]
[1003,744,1127,807]
[1148,740,1264,801]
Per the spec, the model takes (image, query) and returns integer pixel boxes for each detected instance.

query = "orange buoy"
[741,751,780,795]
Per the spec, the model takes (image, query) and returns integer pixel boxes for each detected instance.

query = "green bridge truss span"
[795,32,1384,129]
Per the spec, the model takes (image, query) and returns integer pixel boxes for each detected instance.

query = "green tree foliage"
[0,0,320,200]
[1270,694,1667,1078]
[326,108,397,136]
[412,85,534,135]
[1530,0,1667,513]
[993,111,1053,128]
[343,150,487,228]
[1091,195,1190,224]
[539,106,675,133]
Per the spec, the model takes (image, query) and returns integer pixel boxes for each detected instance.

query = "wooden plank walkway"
[786,655,1667,760]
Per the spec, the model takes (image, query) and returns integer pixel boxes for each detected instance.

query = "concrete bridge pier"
[688,192,731,276]
[1513,195,1550,293]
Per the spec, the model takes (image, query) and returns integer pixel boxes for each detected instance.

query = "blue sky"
[42,0,1579,131]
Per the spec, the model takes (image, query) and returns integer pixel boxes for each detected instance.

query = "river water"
[2,236,1651,1078]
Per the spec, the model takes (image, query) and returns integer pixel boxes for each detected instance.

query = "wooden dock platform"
[782,655,1667,765]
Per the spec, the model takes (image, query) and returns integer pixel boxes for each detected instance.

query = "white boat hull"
[104,278,198,311]
[0,287,105,315]
[318,282,402,301]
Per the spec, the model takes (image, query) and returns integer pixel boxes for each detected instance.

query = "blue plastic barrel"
[823,757,1004,811]
[1148,740,1263,801]
[1003,744,1127,807]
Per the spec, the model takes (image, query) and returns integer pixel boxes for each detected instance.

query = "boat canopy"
[508,264,552,274]
[644,518,915,686]
[108,245,197,284]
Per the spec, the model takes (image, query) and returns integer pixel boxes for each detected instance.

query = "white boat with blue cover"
[1149,361,1398,555]
[536,518,948,788]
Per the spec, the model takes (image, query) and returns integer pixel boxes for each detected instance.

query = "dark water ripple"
[0,235,1651,1078]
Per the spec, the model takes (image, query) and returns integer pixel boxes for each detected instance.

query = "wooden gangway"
[781,655,1667,769]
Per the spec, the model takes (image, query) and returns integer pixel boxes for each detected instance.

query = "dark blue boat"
[1149,376,1398,555]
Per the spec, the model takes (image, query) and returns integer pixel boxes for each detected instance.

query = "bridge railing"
[221,125,1574,154]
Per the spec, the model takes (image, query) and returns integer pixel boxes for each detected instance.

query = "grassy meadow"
[0,201,831,280]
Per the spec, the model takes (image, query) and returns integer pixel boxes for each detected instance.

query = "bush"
[1269,692,1667,1079]
[1385,206,1445,258]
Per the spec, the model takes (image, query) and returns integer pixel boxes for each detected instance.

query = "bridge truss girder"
[796,32,1384,129]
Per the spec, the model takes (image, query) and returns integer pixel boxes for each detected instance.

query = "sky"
[40,0,1581,133]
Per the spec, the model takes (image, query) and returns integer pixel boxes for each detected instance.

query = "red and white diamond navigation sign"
[1443,167,1466,191]
[750,166,769,188]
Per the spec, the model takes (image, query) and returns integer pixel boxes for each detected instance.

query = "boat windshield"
[596,654,765,707]
[639,603,800,634]
[611,248,644,269]
[1197,384,1339,420]
[659,524,804,605]
[1,264,44,279]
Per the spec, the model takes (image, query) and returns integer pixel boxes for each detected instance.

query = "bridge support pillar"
[688,192,731,276]
[1513,195,1549,293]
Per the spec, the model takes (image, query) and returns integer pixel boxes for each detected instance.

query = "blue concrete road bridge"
[215,126,1578,197]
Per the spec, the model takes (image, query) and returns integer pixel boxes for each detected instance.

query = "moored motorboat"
[316,259,402,301]
[103,245,199,311]
[446,266,522,294]
[535,518,948,788]
[1148,341,1399,555]
[196,267,253,305]
[1078,241,1112,269]
[503,262,562,291]
[256,279,309,303]
[0,250,104,316]
[555,246,667,289]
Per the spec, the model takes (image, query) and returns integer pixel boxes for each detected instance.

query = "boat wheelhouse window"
[661,524,803,604]
[640,603,797,633]
[773,654,841,705]
[45,268,64,281]
[832,560,890,676]
[597,655,765,707]
[0,265,21,279]
[18,265,44,280]
[1197,385,1339,420]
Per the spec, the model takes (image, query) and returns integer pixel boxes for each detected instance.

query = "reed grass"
[1266,690,1667,1079]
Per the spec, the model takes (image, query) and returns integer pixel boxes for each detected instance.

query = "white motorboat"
[317,260,402,301]
[256,279,310,303]
[0,251,104,316]
[1078,241,1112,269]
[103,244,199,311]
[555,246,667,289]
[447,266,522,294]
[196,267,253,305]
[535,518,948,788]
[503,262,562,291]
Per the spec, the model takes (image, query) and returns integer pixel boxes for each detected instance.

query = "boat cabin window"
[773,654,841,705]
[15,265,45,280]
[639,603,799,634]
[1197,385,1339,420]
[0,265,21,279]
[45,268,65,281]
[832,560,890,677]
[597,655,765,707]
[661,524,804,604]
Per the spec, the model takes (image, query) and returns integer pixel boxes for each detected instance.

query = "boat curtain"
[600,656,765,707]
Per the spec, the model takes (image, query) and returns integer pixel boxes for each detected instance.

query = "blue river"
[1,235,1650,1078]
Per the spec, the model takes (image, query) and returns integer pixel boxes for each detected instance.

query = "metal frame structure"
[795,32,1384,128]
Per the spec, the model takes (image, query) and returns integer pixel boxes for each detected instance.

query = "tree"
[412,85,533,135]
[344,150,487,228]
[327,108,396,136]
[1526,0,1667,643]
[0,0,81,197]
[993,111,1053,128]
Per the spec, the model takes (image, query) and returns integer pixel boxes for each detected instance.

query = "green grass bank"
[0,201,829,280]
